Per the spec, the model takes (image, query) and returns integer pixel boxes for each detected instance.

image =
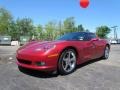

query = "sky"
[0,0,120,38]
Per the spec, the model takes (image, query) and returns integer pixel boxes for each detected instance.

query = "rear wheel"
[103,46,110,59]
[58,49,77,75]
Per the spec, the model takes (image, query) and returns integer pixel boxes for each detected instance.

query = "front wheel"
[102,46,110,59]
[58,49,77,75]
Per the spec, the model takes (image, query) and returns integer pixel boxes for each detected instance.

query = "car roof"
[68,32,95,35]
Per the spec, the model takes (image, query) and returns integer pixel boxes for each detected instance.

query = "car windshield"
[57,32,85,41]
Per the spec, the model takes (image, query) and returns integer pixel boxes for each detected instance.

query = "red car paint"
[16,34,109,71]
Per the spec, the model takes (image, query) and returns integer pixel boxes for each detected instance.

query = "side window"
[89,33,96,40]
[72,33,85,41]
[86,33,96,41]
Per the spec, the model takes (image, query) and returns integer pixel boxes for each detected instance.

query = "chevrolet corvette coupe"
[16,32,110,75]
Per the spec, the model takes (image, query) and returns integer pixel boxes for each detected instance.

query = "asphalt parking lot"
[0,45,120,90]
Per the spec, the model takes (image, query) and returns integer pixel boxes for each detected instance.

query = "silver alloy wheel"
[62,51,76,73]
[105,46,109,59]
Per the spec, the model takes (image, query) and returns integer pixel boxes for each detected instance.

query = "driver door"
[83,33,97,61]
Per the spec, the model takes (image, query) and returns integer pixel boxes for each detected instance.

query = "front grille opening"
[18,59,32,65]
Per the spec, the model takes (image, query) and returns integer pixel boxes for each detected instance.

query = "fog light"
[36,62,45,66]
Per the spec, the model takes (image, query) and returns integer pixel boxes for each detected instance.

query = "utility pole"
[111,26,118,41]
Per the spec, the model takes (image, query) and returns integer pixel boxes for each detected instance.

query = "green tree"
[16,18,34,38]
[7,21,20,40]
[0,7,12,35]
[77,24,85,32]
[63,17,76,33]
[96,26,111,38]
[35,25,43,40]
[85,29,89,32]
[45,21,56,40]
[57,21,64,36]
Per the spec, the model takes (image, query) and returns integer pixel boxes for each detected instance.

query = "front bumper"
[16,61,56,71]
[16,52,59,71]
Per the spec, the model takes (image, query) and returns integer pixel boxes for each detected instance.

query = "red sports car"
[16,32,110,75]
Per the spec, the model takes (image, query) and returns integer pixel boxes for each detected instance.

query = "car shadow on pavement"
[76,58,102,69]
[18,66,59,78]
[18,58,103,78]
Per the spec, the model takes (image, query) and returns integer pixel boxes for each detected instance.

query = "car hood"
[19,40,65,51]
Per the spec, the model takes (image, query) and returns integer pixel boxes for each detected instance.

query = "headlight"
[35,44,56,51]
[43,44,56,51]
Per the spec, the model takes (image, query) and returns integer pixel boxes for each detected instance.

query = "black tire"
[102,46,110,59]
[58,49,77,75]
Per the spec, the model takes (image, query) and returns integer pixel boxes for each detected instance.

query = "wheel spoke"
[63,58,68,62]
[68,52,71,60]
[70,57,76,62]
[64,64,69,70]
[69,61,75,69]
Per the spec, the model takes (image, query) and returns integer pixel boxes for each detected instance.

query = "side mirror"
[91,38,99,41]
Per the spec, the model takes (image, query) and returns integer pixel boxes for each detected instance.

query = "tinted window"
[57,32,86,41]
[87,33,96,40]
